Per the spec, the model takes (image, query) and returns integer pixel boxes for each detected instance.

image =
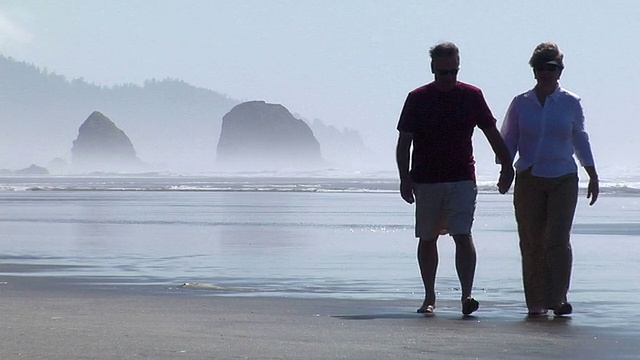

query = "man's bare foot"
[527,307,549,316]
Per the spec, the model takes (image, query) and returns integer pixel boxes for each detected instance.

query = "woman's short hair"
[529,42,564,68]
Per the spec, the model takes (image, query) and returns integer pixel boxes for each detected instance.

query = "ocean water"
[0,174,639,333]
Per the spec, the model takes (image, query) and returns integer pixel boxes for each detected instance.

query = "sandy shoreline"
[0,276,637,360]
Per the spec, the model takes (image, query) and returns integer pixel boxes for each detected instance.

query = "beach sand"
[1,276,637,360]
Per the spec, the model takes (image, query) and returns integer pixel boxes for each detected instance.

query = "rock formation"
[216,101,322,170]
[15,164,49,175]
[307,118,375,170]
[71,111,141,172]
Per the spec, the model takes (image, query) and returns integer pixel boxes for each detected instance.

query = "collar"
[523,84,564,101]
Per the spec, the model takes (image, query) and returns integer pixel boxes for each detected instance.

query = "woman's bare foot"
[552,302,573,316]
[461,297,479,315]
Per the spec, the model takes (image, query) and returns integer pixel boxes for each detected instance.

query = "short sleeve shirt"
[397,81,497,183]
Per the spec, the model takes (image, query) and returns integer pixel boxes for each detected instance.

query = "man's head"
[529,42,564,80]
[430,42,460,91]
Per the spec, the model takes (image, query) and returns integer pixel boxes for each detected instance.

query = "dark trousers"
[514,169,578,309]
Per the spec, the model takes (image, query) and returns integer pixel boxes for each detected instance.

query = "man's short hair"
[429,42,460,60]
[529,42,564,68]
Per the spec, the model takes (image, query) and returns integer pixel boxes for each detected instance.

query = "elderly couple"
[396,42,599,317]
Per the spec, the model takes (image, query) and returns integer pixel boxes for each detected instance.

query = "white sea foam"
[0,174,639,194]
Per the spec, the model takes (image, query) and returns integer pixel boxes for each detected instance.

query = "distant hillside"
[0,55,372,173]
[0,55,239,172]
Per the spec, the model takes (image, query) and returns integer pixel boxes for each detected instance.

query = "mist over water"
[0,2,637,184]
[0,56,385,175]
[0,56,630,180]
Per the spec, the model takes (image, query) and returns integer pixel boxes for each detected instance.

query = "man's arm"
[482,126,514,194]
[396,131,414,204]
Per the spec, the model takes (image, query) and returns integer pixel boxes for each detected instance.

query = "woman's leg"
[544,173,578,309]
[514,171,548,313]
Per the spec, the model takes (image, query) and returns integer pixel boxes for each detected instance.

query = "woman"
[500,42,599,316]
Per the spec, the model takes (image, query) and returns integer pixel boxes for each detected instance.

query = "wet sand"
[0,276,637,360]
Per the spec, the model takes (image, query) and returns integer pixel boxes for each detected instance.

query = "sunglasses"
[435,68,459,76]
[534,64,560,72]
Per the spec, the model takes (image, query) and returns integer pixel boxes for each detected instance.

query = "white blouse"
[500,86,595,178]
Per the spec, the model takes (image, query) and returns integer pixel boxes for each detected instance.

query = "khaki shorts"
[413,180,477,239]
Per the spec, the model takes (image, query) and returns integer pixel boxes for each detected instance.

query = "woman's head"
[529,42,564,82]
[529,42,564,69]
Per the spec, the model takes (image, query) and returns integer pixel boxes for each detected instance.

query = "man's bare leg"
[417,237,438,313]
[453,234,479,314]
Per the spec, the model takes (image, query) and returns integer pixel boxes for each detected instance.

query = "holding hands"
[497,166,515,194]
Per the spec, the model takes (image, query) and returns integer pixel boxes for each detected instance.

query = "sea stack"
[71,111,141,172]
[216,101,322,170]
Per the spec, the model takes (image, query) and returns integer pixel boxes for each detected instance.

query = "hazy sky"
[0,1,638,176]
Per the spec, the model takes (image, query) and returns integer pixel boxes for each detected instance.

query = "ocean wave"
[1,176,639,195]
[0,217,412,231]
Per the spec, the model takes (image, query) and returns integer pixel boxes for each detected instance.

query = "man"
[396,42,514,315]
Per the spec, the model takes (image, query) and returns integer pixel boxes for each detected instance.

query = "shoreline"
[1,275,638,359]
